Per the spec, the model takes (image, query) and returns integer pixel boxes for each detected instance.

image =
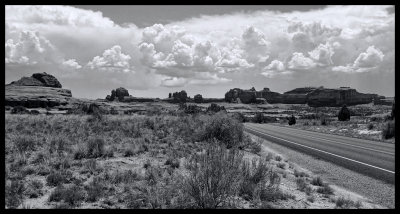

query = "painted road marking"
[245,126,395,174]
[248,124,395,156]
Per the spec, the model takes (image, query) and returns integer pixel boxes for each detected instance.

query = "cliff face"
[225,87,380,107]
[307,88,378,107]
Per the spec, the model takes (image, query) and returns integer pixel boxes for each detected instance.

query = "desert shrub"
[206,103,226,113]
[49,138,67,155]
[275,155,282,162]
[5,180,25,209]
[316,183,334,195]
[382,119,395,139]
[103,147,114,158]
[335,196,361,209]
[49,184,84,207]
[11,106,28,114]
[73,146,86,160]
[24,179,43,198]
[30,110,40,115]
[143,159,152,169]
[307,195,315,203]
[201,112,244,148]
[84,159,98,174]
[46,171,69,186]
[86,138,105,158]
[165,158,180,169]
[338,105,351,121]
[310,177,324,186]
[320,116,328,126]
[184,143,244,208]
[294,169,309,178]
[232,112,247,123]
[296,178,308,192]
[179,103,202,114]
[14,135,36,154]
[276,163,286,169]
[252,112,264,124]
[368,123,374,130]
[85,177,104,202]
[303,121,310,126]
[265,152,274,162]
[288,115,296,125]
[124,148,134,157]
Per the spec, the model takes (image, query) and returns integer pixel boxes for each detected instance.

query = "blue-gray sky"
[5,5,395,99]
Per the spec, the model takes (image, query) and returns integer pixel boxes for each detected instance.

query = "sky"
[5,5,395,99]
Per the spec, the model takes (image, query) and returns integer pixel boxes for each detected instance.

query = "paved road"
[244,123,395,184]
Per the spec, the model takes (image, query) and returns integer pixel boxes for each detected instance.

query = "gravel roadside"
[247,132,395,208]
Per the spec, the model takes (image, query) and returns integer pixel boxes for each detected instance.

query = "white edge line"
[246,126,395,174]
[254,124,394,156]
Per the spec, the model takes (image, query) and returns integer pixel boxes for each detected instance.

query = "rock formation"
[9,72,62,88]
[225,86,380,107]
[5,73,72,108]
[105,87,130,101]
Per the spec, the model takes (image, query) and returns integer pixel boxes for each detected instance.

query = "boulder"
[9,72,62,88]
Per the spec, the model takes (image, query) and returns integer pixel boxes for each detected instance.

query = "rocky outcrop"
[225,86,381,107]
[9,72,62,88]
[5,85,72,108]
[105,87,130,101]
[307,88,378,107]
[5,73,72,108]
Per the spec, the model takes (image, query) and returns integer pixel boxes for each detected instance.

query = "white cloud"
[62,59,82,70]
[353,46,384,68]
[87,45,132,73]
[6,5,116,28]
[287,52,316,70]
[332,45,384,73]
[5,30,59,65]
[308,43,334,66]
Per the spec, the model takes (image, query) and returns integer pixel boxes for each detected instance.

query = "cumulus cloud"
[353,46,384,68]
[308,43,334,66]
[332,45,384,73]
[5,30,59,65]
[61,59,82,70]
[261,60,292,78]
[87,45,132,73]
[287,52,316,70]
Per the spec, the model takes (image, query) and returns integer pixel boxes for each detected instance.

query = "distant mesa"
[5,72,72,108]
[225,86,385,107]
[8,72,62,88]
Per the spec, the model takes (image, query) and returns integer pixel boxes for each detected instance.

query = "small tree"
[288,115,296,125]
[168,93,172,99]
[338,104,351,121]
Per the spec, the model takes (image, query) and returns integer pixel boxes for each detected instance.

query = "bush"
[288,115,296,125]
[85,177,104,202]
[320,117,328,126]
[184,143,244,208]
[86,138,105,158]
[165,158,180,169]
[232,112,247,123]
[11,106,28,114]
[180,103,202,114]
[49,184,84,207]
[14,136,36,154]
[201,112,244,148]
[239,159,272,201]
[294,169,309,178]
[335,196,361,209]
[206,103,226,113]
[382,119,395,139]
[316,183,334,195]
[5,180,25,208]
[311,176,324,186]
[296,178,308,191]
[253,112,264,123]
[265,152,274,162]
[368,123,374,130]
[338,105,351,121]
[275,155,282,162]
[46,171,70,186]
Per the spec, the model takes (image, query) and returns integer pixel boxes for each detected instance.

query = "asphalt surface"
[244,123,395,184]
